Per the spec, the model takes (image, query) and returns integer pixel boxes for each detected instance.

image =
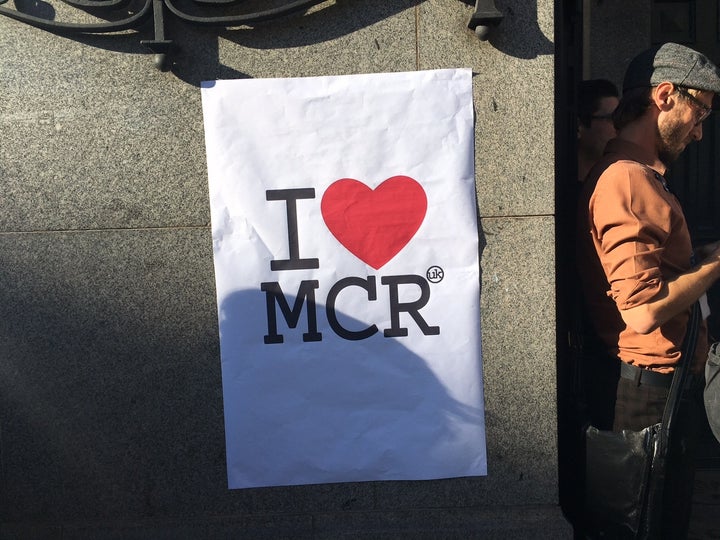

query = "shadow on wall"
[0,229,486,524]
[0,0,553,85]
[0,229,229,522]
[484,1,553,59]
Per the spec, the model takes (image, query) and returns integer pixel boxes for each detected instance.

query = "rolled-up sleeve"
[589,161,672,311]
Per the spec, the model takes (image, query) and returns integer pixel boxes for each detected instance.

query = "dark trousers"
[614,377,670,432]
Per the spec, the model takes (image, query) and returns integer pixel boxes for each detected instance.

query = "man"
[577,42,720,537]
[577,79,619,182]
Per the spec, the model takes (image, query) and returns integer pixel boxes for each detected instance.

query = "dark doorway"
[557,2,720,534]
[555,0,584,533]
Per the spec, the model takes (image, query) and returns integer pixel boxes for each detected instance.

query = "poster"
[201,68,486,489]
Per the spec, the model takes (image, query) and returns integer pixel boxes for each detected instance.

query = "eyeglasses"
[676,86,713,125]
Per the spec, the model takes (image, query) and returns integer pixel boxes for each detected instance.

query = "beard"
[656,115,689,166]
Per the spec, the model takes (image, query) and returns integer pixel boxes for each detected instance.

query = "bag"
[582,303,700,539]
[704,342,720,443]
[584,425,657,537]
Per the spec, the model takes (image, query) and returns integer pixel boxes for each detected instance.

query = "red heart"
[321,176,427,269]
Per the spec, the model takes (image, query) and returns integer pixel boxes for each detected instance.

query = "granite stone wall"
[0,0,571,537]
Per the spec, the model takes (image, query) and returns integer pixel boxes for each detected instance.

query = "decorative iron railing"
[0,0,502,70]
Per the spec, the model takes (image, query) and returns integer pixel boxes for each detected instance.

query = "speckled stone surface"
[478,216,558,497]
[0,0,571,536]
[418,0,555,218]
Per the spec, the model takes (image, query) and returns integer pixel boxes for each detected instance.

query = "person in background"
[572,79,622,433]
[577,79,619,182]
[577,42,720,538]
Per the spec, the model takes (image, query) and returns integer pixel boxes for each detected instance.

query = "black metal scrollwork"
[0,0,503,69]
[0,0,329,69]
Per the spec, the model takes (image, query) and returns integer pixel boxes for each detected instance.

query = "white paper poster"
[201,68,486,489]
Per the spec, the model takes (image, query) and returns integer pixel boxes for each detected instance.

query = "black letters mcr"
[261,188,440,344]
